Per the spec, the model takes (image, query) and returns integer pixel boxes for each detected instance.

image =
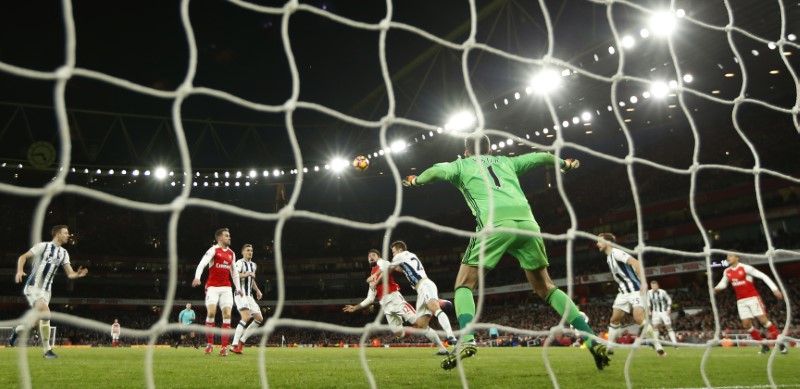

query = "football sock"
[641,324,663,351]
[748,327,763,341]
[205,320,215,345]
[435,309,456,339]
[221,320,231,348]
[545,288,594,348]
[232,320,247,345]
[241,319,262,343]
[454,286,475,343]
[667,329,677,344]
[608,323,622,345]
[40,320,51,351]
[765,322,779,340]
[424,327,446,350]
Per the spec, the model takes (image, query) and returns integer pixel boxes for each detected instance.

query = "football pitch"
[2,346,798,388]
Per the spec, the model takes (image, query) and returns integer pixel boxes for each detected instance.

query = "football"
[352,155,369,171]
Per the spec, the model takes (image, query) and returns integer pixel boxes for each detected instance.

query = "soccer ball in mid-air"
[353,156,369,171]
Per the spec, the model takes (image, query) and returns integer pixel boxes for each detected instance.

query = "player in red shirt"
[192,228,243,356]
[713,253,787,354]
[110,319,121,347]
[343,249,452,355]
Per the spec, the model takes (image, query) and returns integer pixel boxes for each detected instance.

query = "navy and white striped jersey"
[605,247,641,294]
[647,289,672,313]
[25,242,71,292]
[235,259,257,297]
[378,251,428,289]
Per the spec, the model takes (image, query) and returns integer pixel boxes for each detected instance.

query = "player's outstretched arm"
[402,165,448,187]
[192,249,214,287]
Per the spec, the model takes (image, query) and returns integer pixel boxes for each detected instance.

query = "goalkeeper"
[402,134,609,371]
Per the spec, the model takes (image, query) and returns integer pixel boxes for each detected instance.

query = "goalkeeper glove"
[561,159,580,173]
[402,175,420,187]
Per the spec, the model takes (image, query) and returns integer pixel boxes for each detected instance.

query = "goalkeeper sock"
[545,288,594,348]
[454,287,475,343]
[40,320,51,351]
[205,320,215,345]
[434,309,456,339]
[241,319,261,343]
[221,320,231,348]
[232,320,246,345]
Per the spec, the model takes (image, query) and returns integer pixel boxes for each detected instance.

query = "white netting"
[1,0,799,388]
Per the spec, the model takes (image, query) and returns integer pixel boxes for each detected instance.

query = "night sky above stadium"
[0,1,798,215]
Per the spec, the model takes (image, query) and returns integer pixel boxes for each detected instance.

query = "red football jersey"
[724,264,761,300]
[371,265,400,301]
[205,245,235,288]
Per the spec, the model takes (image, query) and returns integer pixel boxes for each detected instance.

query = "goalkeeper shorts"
[461,220,548,270]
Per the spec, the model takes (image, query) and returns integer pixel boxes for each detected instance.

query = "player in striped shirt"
[231,244,265,354]
[370,241,457,355]
[713,253,787,354]
[11,225,88,359]
[647,280,678,346]
[192,228,243,356]
[596,233,665,356]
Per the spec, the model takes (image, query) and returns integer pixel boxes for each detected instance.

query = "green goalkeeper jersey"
[416,152,563,229]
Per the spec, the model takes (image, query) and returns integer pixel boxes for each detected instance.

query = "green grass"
[1,346,798,388]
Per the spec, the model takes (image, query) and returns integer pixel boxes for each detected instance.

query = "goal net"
[0,327,57,348]
[0,0,798,388]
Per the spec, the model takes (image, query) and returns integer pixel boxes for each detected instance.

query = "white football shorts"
[23,285,51,307]
[414,278,440,321]
[205,286,234,308]
[651,311,672,327]
[612,291,645,314]
[381,291,416,332]
[736,296,766,320]
[234,294,261,314]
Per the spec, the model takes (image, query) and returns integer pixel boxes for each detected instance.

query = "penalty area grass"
[1,346,798,388]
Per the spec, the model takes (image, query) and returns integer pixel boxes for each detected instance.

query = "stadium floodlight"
[529,70,562,94]
[262,170,269,177]
[642,91,651,99]
[303,167,308,173]
[683,74,694,83]
[96,169,102,174]
[621,35,635,49]
[506,139,513,146]
[608,46,616,55]
[248,170,257,178]
[650,81,670,98]
[224,171,230,178]
[543,128,549,134]
[330,158,349,173]
[445,111,476,132]
[562,120,569,128]
[768,42,777,50]
[154,167,167,180]
[132,169,140,176]
[390,140,407,153]
[581,112,592,121]
[525,86,533,95]
[675,8,686,18]
[314,166,319,172]
[535,131,540,136]
[272,169,280,176]
[491,144,497,150]
[630,96,639,104]
[514,92,521,100]
[649,11,677,36]
[572,116,580,124]
[789,34,797,41]
[108,169,114,175]
[668,80,678,89]
[498,142,505,148]
[640,28,650,38]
